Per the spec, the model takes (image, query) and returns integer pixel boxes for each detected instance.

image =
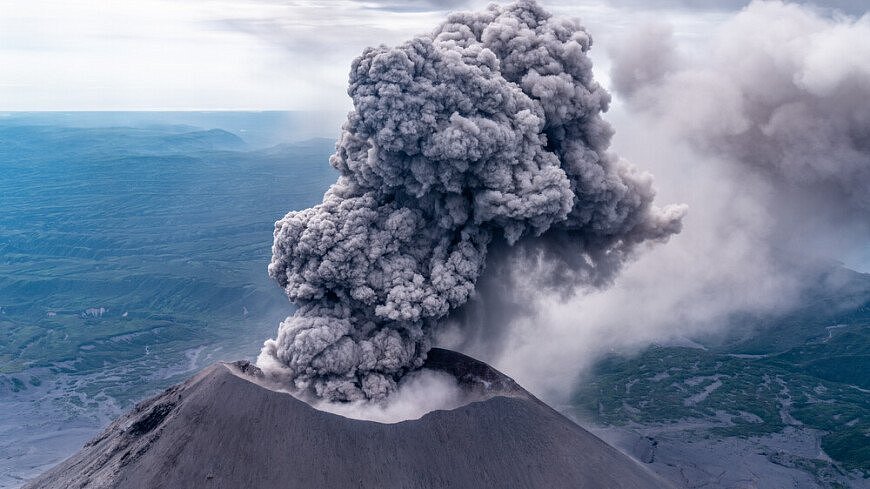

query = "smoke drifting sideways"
[257,0,685,402]
[611,1,870,224]
[476,0,870,403]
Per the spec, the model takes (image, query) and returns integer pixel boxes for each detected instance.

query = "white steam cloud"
[473,0,870,401]
[257,0,685,402]
[612,1,870,218]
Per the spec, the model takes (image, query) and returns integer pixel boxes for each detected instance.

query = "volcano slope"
[24,349,672,489]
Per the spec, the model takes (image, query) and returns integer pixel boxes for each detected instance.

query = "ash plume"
[258,0,685,402]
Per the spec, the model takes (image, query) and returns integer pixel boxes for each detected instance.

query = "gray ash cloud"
[258,0,685,401]
[610,1,870,216]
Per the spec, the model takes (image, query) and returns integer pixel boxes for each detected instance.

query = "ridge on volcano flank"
[24,349,673,489]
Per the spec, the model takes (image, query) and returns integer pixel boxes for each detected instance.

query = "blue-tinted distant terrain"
[0,111,344,148]
[0,113,338,486]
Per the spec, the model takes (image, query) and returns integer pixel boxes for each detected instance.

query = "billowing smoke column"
[259,0,685,402]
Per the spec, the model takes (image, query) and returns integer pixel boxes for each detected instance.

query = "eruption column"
[259,0,686,401]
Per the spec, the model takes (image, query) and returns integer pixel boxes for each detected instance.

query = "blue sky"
[2,0,862,111]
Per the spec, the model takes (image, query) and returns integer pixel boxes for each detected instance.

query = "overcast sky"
[1,0,864,111]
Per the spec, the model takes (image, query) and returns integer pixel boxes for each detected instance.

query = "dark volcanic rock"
[24,349,672,489]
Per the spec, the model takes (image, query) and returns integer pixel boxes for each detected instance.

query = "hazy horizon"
[3,1,865,112]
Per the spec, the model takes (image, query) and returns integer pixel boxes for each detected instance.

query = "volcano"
[24,349,672,488]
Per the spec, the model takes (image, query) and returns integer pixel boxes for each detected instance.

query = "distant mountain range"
[0,111,344,148]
